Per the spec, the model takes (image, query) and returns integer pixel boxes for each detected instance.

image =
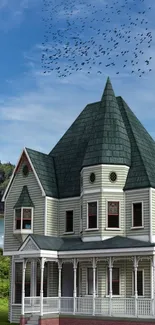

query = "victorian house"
[3,78,155,325]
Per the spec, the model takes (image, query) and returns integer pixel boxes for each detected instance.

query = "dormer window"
[14,207,33,232]
[13,186,34,233]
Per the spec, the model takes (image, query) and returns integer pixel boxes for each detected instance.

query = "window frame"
[86,267,98,296]
[106,267,120,296]
[14,207,33,234]
[86,201,98,230]
[132,269,144,296]
[65,210,74,234]
[131,201,144,229]
[106,201,120,230]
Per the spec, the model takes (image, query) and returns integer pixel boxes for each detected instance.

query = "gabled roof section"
[82,77,131,167]
[25,148,58,198]
[117,97,155,190]
[14,186,34,208]
[2,148,46,201]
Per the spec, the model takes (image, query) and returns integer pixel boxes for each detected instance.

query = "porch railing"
[24,296,154,318]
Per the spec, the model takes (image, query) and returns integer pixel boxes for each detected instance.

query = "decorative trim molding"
[82,164,129,171]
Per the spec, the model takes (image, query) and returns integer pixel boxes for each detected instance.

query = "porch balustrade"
[24,296,154,318]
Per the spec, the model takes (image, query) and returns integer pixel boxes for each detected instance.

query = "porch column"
[21,259,26,316]
[73,259,77,315]
[109,257,113,316]
[40,258,45,316]
[134,256,138,316]
[151,255,155,316]
[93,257,96,316]
[58,260,62,312]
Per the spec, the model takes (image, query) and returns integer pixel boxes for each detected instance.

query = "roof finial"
[101,77,116,101]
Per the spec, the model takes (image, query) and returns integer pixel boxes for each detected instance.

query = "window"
[36,262,48,297]
[87,268,97,295]
[14,208,33,231]
[107,202,119,228]
[133,270,144,296]
[14,262,31,304]
[132,203,143,227]
[107,268,119,295]
[66,210,73,232]
[88,202,97,229]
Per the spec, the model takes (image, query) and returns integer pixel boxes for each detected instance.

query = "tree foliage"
[0,163,14,198]
[0,248,10,297]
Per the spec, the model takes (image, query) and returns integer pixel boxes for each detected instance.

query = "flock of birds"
[41,0,153,78]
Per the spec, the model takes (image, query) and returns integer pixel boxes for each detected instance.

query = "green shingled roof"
[14,186,34,208]
[82,77,131,167]
[20,235,154,252]
[25,148,58,198]
[25,77,155,197]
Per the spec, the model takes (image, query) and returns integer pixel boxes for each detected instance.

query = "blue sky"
[0,0,155,165]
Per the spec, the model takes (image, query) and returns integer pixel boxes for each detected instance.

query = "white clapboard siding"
[48,262,58,297]
[59,198,80,236]
[8,257,12,322]
[82,165,103,190]
[11,305,21,324]
[126,259,151,298]
[125,188,150,236]
[4,163,45,252]
[46,199,58,236]
[82,165,129,190]
[152,189,155,235]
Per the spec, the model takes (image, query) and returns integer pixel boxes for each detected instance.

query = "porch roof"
[21,234,154,252]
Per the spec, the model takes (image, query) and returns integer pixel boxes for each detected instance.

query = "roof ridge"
[25,147,48,156]
[117,97,150,186]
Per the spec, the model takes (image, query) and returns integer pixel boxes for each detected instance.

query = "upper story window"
[107,202,119,228]
[132,202,143,228]
[87,202,98,229]
[14,207,33,232]
[65,210,73,233]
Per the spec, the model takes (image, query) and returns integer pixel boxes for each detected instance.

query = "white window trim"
[132,201,144,229]
[106,267,120,296]
[86,200,98,230]
[65,209,74,233]
[86,267,98,296]
[132,269,144,296]
[106,200,120,229]
[14,207,33,234]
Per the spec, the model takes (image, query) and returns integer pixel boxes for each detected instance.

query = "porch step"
[26,314,39,325]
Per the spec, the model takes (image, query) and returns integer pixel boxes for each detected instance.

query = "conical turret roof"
[82,77,131,167]
[47,77,155,198]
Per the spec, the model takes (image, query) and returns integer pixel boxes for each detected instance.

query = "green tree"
[0,248,10,297]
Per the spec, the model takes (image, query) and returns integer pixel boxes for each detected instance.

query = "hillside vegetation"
[0,162,14,213]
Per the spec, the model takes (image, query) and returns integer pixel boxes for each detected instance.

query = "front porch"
[21,254,155,320]
[9,234,155,323]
